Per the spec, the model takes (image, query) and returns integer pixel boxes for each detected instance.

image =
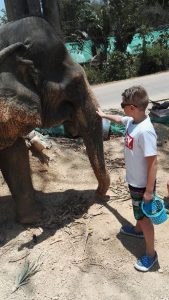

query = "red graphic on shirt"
[125,131,133,149]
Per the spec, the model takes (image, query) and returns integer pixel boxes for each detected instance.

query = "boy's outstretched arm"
[144,155,157,202]
[96,107,122,123]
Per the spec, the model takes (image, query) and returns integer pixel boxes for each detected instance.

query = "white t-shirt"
[121,116,157,188]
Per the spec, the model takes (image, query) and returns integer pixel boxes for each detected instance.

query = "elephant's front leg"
[0,138,41,224]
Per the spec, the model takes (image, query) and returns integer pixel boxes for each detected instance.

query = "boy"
[96,85,158,272]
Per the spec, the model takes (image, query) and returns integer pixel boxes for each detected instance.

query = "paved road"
[92,71,169,109]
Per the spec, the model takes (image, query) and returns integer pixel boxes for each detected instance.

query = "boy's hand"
[96,107,105,118]
[143,191,154,202]
[96,108,122,123]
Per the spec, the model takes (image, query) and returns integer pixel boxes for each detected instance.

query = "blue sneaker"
[135,252,158,272]
[120,225,144,238]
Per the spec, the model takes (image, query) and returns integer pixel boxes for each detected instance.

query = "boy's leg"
[120,185,145,238]
[135,217,157,272]
[167,180,169,197]
[137,217,155,256]
[131,185,155,256]
[124,185,157,271]
[135,221,142,233]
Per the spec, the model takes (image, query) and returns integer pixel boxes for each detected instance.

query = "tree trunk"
[4,0,28,21]
[4,0,62,38]
[41,0,62,38]
[27,0,42,16]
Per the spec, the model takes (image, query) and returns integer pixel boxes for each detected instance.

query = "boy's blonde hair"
[121,85,149,111]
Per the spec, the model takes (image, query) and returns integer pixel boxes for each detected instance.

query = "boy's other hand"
[143,191,154,202]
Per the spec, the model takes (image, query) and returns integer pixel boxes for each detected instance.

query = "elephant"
[0,16,110,224]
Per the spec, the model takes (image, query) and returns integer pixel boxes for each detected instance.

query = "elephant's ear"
[0,88,42,150]
[0,43,42,150]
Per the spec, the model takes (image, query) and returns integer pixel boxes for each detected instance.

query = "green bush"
[136,44,169,76]
[102,51,137,82]
[83,65,104,84]
[83,41,169,85]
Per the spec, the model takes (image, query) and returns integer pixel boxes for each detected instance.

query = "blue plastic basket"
[141,195,168,225]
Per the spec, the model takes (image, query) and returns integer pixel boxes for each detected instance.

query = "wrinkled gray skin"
[0,17,110,224]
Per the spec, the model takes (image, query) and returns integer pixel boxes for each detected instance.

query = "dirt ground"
[0,119,169,300]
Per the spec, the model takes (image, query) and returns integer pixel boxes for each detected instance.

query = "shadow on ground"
[0,189,96,249]
[0,191,160,271]
[102,201,160,272]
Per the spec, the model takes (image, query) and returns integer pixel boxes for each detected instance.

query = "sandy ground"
[0,121,169,300]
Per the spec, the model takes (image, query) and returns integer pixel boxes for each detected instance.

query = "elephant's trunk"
[0,42,25,64]
[41,66,110,196]
[40,80,62,126]
[68,71,110,196]
[41,80,77,130]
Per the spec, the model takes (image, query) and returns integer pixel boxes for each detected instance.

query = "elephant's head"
[0,16,110,195]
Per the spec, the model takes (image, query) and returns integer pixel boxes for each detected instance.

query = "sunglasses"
[121,103,138,109]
